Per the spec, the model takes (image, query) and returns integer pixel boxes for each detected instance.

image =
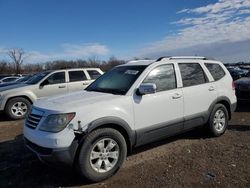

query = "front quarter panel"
[0,89,37,111]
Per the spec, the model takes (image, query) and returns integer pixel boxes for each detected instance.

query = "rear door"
[67,70,90,92]
[85,69,103,84]
[178,63,217,130]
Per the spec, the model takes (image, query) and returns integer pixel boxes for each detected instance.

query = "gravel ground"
[0,103,249,188]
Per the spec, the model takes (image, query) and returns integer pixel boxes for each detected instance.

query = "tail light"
[232,81,235,90]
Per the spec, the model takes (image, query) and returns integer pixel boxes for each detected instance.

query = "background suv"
[0,68,103,119]
[23,56,236,182]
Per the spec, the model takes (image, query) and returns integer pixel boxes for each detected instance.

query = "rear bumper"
[231,102,237,113]
[24,137,78,166]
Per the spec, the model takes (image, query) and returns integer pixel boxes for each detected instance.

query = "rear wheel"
[5,97,31,120]
[77,128,127,182]
[208,104,229,137]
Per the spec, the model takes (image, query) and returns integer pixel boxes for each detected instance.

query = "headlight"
[39,113,75,133]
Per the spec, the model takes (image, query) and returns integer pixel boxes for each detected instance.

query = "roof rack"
[156,56,171,62]
[156,56,214,61]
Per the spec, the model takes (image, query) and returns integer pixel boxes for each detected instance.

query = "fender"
[1,91,37,111]
[86,116,136,150]
[208,96,234,120]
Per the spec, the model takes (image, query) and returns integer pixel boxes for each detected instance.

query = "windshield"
[26,71,52,84]
[86,65,147,95]
[16,75,33,83]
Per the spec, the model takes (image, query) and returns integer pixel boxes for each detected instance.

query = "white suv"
[23,56,237,182]
[0,68,103,119]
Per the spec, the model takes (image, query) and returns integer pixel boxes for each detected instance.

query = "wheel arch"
[209,96,232,120]
[5,95,33,110]
[86,117,136,154]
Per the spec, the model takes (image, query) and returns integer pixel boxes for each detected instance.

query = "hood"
[0,82,19,88]
[0,83,29,92]
[34,90,120,112]
[235,77,250,85]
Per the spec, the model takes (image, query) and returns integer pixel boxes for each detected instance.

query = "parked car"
[235,71,250,101]
[227,67,247,80]
[0,74,34,88]
[0,68,103,119]
[23,56,237,182]
[0,76,20,84]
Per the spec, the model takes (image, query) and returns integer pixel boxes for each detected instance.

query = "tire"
[5,97,31,120]
[77,128,127,182]
[208,104,229,137]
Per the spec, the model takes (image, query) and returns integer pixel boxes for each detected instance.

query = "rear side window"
[205,63,225,81]
[143,64,176,92]
[87,70,102,80]
[69,71,87,82]
[179,63,208,87]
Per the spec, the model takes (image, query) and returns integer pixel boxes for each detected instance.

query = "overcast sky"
[0,0,250,63]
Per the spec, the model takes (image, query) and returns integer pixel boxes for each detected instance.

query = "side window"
[143,64,176,92]
[87,70,102,80]
[179,63,208,87]
[205,63,225,81]
[45,72,65,85]
[69,71,87,82]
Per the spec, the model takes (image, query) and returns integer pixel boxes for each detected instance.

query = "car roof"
[122,56,221,66]
[124,60,156,66]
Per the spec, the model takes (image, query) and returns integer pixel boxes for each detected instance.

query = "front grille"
[26,113,42,129]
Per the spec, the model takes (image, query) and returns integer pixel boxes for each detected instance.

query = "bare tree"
[7,48,26,74]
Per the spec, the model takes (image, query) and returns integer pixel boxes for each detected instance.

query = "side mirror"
[39,80,49,88]
[137,83,157,95]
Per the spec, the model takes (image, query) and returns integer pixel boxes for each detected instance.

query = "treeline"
[0,57,126,74]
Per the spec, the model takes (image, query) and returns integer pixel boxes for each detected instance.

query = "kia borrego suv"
[23,56,237,182]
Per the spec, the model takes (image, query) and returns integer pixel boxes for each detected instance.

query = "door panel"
[35,71,67,98]
[178,63,217,130]
[68,70,91,92]
[133,64,184,146]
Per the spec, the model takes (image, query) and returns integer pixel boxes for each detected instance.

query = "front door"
[35,71,67,98]
[133,64,184,146]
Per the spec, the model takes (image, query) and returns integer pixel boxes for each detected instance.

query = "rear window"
[87,70,102,80]
[179,63,208,87]
[205,63,225,81]
[69,71,87,82]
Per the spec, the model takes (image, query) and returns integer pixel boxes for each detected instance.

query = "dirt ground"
[0,103,249,188]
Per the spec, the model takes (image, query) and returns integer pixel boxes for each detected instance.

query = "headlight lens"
[39,113,75,133]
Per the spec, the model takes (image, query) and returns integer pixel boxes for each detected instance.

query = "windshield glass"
[26,71,52,84]
[86,65,147,95]
[16,75,33,83]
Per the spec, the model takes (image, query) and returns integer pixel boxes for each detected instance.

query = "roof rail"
[156,56,171,62]
[156,56,215,61]
[169,56,207,60]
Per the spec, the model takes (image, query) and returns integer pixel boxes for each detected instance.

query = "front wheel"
[208,104,229,137]
[77,128,127,182]
[5,97,31,120]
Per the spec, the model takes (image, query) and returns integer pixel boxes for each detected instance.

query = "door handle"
[208,86,215,91]
[58,85,66,88]
[172,93,182,99]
